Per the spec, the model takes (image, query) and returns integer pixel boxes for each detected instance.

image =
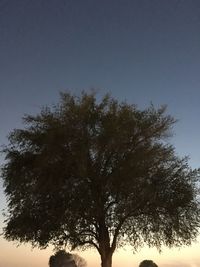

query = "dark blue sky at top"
[0,0,200,173]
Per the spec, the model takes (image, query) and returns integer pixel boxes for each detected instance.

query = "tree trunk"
[101,252,113,267]
[98,218,114,267]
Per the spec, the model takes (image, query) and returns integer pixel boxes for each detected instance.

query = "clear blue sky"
[0,1,200,266]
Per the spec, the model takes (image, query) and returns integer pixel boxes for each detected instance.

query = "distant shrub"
[139,260,158,267]
[48,250,87,267]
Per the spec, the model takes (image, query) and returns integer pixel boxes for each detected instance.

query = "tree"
[139,260,158,267]
[48,250,87,267]
[49,250,77,267]
[1,92,200,267]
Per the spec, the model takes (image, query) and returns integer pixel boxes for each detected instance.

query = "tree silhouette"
[2,92,200,267]
[139,260,158,267]
[49,250,77,267]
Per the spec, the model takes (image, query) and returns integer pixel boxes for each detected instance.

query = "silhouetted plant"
[49,250,77,267]
[139,260,158,267]
[2,91,200,267]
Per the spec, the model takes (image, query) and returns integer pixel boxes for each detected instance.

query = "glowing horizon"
[1,236,200,267]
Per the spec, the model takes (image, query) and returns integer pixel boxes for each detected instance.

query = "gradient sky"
[0,1,200,267]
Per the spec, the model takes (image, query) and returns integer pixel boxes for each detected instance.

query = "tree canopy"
[49,250,87,267]
[1,92,200,267]
[49,250,77,267]
[139,260,158,267]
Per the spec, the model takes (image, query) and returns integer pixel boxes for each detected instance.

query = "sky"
[0,0,200,266]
